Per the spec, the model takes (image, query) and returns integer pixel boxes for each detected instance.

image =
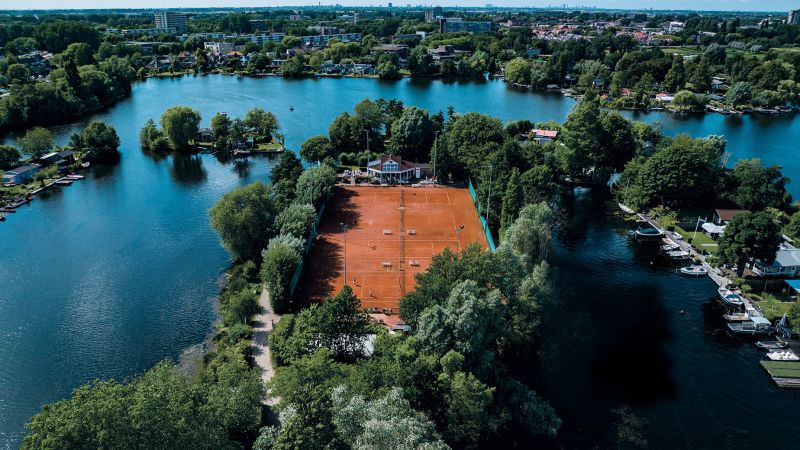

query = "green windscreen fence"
[468,178,497,251]
[290,202,327,296]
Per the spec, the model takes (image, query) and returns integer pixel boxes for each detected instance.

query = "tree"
[275,203,316,241]
[139,118,165,151]
[500,168,524,236]
[377,61,401,79]
[663,55,685,92]
[261,239,301,313]
[718,211,783,277]
[211,112,231,149]
[22,361,258,450]
[271,151,303,185]
[442,112,505,179]
[785,212,800,242]
[244,108,279,141]
[387,107,435,161]
[328,112,359,153]
[726,81,752,107]
[330,386,448,450]
[0,145,21,170]
[623,135,722,208]
[281,55,306,77]
[70,121,120,163]
[670,90,704,111]
[6,63,30,84]
[504,57,531,85]
[558,92,601,177]
[727,159,791,211]
[159,106,201,150]
[209,181,277,261]
[17,126,54,157]
[295,165,337,209]
[300,135,335,163]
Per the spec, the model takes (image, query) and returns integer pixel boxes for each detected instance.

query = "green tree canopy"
[299,135,335,163]
[387,106,435,161]
[209,181,277,261]
[718,211,783,276]
[159,106,201,150]
[243,108,280,141]
[70,120,120,163]
[0,145,21,170]
[17,126,54,157]
[726,159,791,211]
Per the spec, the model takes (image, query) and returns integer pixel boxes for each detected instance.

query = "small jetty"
[1,172,86,223]
[760,360,800,388]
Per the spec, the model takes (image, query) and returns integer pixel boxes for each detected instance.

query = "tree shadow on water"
[170,153,207,185]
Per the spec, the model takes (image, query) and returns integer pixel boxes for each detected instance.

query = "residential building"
[428,44,457,63]
[120,28,166,36]
[367,155,424,183]
[441,18,492,34]
[308,25,340,35]
[2,164,41,185]
[17,51,52,77]
[205,42,235,55]
[425,7,443,23]
[753,245,800,278]
[372,44,410,59]
[249,20,267,32]
[197,128,213,143]
[300,33,362,48]
[668,21,685,33]
[713,209,749,225]
[528,129,559,145]
[154,12,188,34]
[789,10,800,25]
[38,150,74,170]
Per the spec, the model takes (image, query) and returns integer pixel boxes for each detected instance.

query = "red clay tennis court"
[296,185,488,310]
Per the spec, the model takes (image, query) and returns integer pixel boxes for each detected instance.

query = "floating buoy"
[680,309,685,315]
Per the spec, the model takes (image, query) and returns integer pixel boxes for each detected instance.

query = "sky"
[0,1,797,12]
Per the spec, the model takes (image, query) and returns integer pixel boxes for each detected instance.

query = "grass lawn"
[661,46,701,56]
[674,226,718,255]
[755,295,795,321]
[256,142,283,151]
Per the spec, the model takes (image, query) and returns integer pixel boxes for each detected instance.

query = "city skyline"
[0,0,798,13]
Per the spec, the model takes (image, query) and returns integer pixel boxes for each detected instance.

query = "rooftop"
[715,209,749,222]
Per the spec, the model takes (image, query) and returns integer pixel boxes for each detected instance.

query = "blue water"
[1,75,799,448]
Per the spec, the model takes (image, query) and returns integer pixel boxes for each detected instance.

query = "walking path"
[252,286,281,406]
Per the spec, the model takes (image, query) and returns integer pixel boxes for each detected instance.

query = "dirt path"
[252,286,280,406]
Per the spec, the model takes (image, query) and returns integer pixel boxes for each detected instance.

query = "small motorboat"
[718,287,744,307]
[662,243,680,251]
[766,349,799,361]
[668,250,691,260]
[289,106,294,111]
[634,226,664,241]
[755,340,789,350]
[680,265,707,277]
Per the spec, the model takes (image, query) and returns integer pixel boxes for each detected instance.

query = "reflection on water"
[170,154,207,185]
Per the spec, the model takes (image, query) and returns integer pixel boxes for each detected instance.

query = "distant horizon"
[1,1,798,14]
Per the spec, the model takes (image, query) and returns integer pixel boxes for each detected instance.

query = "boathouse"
[2,164,41,185]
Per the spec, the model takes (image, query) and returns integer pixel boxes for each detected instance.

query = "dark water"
[0,75,799,448]
[546,188,800,449]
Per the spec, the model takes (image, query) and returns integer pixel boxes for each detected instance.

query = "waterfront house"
[528,129,559,145]
[642,141,656,157]
[371,44,410,59]
[367,155,424,183]
[752,246,800,278]
[713,209,749,225]
[197,128,213,143]
[2,164,42,185]
[655,92,674,102]
[38,150,74,171]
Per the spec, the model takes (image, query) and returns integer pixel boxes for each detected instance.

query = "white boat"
[618,203,635,214]
[635,226,664,241]
[662,243,680,251]
[718,287,744,307]
[680,265,707,277]
[766,349,799,361]
[727,316,773,335]
[668,250,691,260]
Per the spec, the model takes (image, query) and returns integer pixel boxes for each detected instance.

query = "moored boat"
[635,226,664,241]
[668,250,691,260]
[727,316,773,335]
[718,287,744,307]
[680,265,707,276]
[766,349,799,361]
[756,340,789,350]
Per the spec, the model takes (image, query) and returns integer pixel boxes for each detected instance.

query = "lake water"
[1,75,799,448]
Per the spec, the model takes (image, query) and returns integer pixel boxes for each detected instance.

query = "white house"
[367,155,422,183]
[752,246,800,278]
